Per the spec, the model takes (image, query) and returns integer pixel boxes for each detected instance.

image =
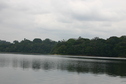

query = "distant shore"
[1,52,126,61]
[65,55,126,61]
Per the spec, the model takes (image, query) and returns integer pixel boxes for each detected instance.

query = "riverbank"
[1,52,126,61]
[66,55,126,61]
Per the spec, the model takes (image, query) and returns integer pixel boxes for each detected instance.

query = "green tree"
[33,38,42,43]
[115,42,126,57]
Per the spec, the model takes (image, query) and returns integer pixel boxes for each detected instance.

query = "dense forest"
[0,35,126,57]
[0,38,57,54]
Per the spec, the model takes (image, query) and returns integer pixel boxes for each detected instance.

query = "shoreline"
[0,52,126,61]
[66,55,126,61]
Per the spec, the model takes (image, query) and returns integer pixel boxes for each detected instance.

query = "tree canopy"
[0,36,126,57]
[0,38,57,54]
[51,36,126,57]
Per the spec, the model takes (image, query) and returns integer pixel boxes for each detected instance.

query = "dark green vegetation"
[0,38,57,54]
[0,35,126,57]
[52,36,126,57]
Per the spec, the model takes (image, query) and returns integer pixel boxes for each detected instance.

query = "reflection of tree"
[66,60,126,77]
[18,59,126,77]
[106,62,126,77]
[0,57,9,67]
[32,60,41,70]
[20,59,30,69]
[41,61,52,70]
[1,56,126,77]
[12,58,18,68]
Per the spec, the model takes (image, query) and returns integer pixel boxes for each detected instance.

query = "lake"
[0,53,126,84]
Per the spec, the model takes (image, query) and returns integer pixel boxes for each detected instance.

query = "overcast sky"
[0,0,126,42]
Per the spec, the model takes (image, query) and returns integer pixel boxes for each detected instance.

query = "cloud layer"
[0,0,126,42]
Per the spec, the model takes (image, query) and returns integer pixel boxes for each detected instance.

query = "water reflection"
[0,54,126,77]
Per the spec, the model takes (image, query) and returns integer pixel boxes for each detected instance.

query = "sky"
[0,0,126,42]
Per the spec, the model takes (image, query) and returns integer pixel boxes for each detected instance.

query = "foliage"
[51,36,126,57]
[0,38,57,54]
[0,36,126,57]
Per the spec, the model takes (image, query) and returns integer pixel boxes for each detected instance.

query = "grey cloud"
[0,3,7,10]
[61,8,121,22]
[71,13,112,21]
[52,0,124,22]
[0,1,9,10]
[0,0,126,42]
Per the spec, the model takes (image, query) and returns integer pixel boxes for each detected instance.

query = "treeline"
[52,36,126,57]
[0,38,57,54]
[0,36,126,57]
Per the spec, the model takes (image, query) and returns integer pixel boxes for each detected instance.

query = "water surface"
[0,53,126,84]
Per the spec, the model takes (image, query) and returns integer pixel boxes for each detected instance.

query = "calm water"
[0,54,126,84]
